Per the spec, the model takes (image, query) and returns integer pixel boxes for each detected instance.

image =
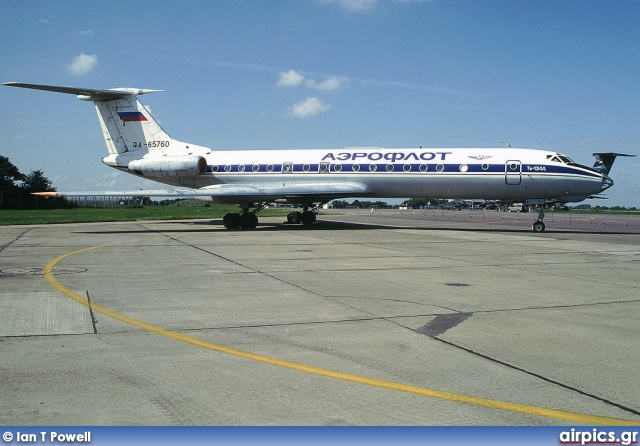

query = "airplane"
[4,82,634,232]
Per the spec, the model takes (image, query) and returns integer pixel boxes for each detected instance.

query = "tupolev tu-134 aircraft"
[5,82,634,232]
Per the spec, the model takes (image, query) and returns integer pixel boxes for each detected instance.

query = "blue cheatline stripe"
[204,163,601,178]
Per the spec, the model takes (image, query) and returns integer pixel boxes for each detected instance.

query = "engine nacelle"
[128,155,207,177]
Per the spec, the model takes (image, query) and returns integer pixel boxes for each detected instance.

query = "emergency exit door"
[505,161,522,185]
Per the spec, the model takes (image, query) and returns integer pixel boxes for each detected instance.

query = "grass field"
[0,205,289,226]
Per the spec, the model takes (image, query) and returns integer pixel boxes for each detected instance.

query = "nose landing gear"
[532,208,546,232]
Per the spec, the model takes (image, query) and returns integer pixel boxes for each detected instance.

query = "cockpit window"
[547,154,574,164]
[558,155,574,164]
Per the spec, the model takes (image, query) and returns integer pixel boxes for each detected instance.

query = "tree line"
[331,198,447,209]
[0,155,59,209]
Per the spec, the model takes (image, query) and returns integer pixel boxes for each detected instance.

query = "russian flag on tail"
[117,111,148,123]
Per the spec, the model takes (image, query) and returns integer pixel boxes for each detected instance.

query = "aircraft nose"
[601,174,614,192]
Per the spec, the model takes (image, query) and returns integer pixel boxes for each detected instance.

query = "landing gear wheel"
[532,221,546,233]
[223,213,242,229]
[240,213,258,229]
[301,211,316,225]
[287,211,303,224]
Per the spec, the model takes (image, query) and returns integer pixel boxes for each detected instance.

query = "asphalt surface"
[1,209,639,425]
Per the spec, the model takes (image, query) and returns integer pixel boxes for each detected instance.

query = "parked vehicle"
[440,202,464,211]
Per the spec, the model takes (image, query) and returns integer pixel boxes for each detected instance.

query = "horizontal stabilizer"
[592,152,635,175]
[4,82,163,101]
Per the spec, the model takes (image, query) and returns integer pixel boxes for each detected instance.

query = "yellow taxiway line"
[43,243,639,426]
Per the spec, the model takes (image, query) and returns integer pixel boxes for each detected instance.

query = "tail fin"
[592,152,636,175]
[94,94,170,155]
[4,82,178,156]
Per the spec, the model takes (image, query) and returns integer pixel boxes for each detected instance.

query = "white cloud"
[92,172,122,188]
[78,29,93,36]
[143,105,160,124]
[319,0,378,11]
[277,69,305,87]
[278,70,346,91]
[319,0,431,11]
[67,53,98,76]
[286,97,332,118]
[305,75,347,91]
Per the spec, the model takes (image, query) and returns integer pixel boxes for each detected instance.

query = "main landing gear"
[286,210,316,225]
[532,208,546,233]
[222,203,265,230]
[221,203,321,230]
[286,203,324,226]
[222,212,258,230]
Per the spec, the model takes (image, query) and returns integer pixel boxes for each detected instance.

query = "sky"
[1,0,639,207]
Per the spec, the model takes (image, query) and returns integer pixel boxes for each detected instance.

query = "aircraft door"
[505,160,522,185]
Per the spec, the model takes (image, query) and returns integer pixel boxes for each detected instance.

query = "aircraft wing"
[33,182,369,204]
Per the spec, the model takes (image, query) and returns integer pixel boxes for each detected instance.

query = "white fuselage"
[115,146,609,204]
